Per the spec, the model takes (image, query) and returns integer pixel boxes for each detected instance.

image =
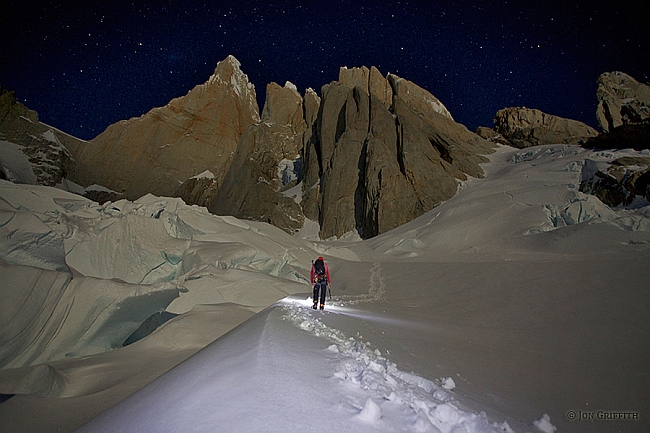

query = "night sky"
[2,1,648,141]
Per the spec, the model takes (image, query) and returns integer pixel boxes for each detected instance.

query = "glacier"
[0,144,649,432]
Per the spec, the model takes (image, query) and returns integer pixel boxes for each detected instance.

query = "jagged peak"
[339,65,369,73]
[338,66,370,85]
[207,55,256,100]
[304,87,321,104]
[212,54,242,78]
[224,54,240,66]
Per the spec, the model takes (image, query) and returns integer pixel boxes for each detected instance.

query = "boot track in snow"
[281,297,514,432]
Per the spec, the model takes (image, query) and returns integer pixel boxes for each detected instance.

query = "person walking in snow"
[311,256,331,310]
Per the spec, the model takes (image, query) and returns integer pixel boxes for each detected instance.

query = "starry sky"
[1,1,648,141]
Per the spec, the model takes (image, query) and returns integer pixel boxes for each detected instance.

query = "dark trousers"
[313,281,327,305]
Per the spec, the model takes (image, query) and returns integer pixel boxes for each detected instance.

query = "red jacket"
[310,261,331,284]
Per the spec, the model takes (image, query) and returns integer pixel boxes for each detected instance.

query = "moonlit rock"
[68,55,260,203]
[0,87,79,186]
[209,80,307,233]
[388,72,453,120]
[308,70,494,239]
[493,107,598,148]
[596,71,650,132]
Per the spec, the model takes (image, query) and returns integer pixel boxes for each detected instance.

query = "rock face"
[175,171,221,209]
[339,66,393,109]
[389,73,454,121]
[67,55,260,201]
[585,72,650,151]
[0,87,81,186]
[12,56,496,238]
[475,126,511,146]
[583,123,650,151]
[493,107,598,148]
[299,88,322,222]
[302,67,495,239]
[596,71,650,132]
[580,157,650,207]
[209,82,307,232]
[202,65,494,237]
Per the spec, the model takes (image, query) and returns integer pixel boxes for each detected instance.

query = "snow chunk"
[440,377,456,390]
[277,157,301,186]
[86,184,117,193]
[533,413,557,433]
[356,397,382,422]
[431,403,462,426]
[493,421,515,432]
[280,181,303,204]
[42,129,63,146]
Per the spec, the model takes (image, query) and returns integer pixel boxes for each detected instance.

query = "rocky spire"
[338,66,393,108]
[302,67,495,239]
[69,55,260,201]
[209,81,308,233]
[208,55,260,120]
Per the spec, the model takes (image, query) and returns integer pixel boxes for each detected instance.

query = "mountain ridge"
[3,57,648,239]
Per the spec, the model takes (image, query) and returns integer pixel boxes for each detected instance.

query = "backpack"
[314,259,327,282]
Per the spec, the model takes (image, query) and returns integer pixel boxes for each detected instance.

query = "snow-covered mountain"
[1,141,648,432]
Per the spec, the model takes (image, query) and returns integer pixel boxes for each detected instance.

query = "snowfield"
[75,297,516,433]
[1,144,649,432]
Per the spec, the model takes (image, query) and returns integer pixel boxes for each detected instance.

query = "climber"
[310,256,331,310]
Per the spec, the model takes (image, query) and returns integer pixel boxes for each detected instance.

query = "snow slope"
[1,144,649,432]
[0,141,38,184]
[75,298,513,433]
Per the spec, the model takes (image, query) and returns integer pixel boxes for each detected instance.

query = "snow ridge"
[283,304,505,432]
